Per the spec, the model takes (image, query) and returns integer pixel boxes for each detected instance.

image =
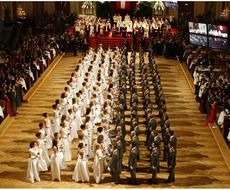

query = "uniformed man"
[154,130,161,172]
[128,143,137,184]
[163,126,170,161]
[169,130,177,152]
[150,142,159,184]
[116,135,123,172]
[146,116,157,144]
[118,119,126,153]
[108,144,120,184]
[167,143,176,182]
[130,131,139,160]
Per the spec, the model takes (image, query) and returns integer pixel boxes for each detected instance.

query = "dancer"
[27,141,41,183]
[50,146,61,181]
[93,143,106,183]
[72,142,90,183]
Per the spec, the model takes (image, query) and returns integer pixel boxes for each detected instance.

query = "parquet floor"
[0,54,230,188]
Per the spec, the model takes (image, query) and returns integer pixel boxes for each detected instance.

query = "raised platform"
[87,36,132,49]
[86,35,150,50]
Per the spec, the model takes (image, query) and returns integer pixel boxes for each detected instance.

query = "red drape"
[116,2,130,10]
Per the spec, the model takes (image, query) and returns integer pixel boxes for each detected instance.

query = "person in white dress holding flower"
[35,132,50,170]
[52,104,61,134]
[72,98,83,134]
[27,141,41,183]
[60,120,72,162]
[93,143,106,183]
[52,132,66,170]
[43,112,53,149]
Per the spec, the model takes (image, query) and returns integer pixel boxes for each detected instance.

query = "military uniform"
[163,127,170,161]
[108,148,120,183]
[116,139,123,172]
[128,146,137,184]
[150,146,159,183]
[131,134,139,160]
[154,134,161,172]
[146,117,157,143]
[167,146,176,182]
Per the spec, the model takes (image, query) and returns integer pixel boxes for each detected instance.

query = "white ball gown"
[44,118,53,149]
[37,138,50,168]
[52,109,61,134]
[27,147,40,183]
[61,127,72,161]
[72,151,90,182]
[50,149,61,181]
[93,148,105,183]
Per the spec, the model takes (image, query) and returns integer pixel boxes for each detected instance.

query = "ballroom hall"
[0,1,229,188]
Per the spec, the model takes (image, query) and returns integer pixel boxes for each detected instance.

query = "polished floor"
[0,54,230,188]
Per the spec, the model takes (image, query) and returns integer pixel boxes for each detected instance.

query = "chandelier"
[81,1,94,9]
[152,1,165,11]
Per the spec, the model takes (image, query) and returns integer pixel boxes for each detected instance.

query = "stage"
[85,28,180,50]
[86,35,134,50]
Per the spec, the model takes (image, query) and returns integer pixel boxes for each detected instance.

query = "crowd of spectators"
[0,34,60,123]
[183,45,230,145]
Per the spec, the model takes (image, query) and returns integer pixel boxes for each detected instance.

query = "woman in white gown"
[85,116,94,158]
[67,108,78,141]
[36,132,50,169]
[52,132,66,170]
[93,143,106,183]
[60,120,72,162]
[43,112,53,149]
[60,92,69,115]
[79,90,86,116]
[78,129,89,158]
[72,142,90,183]
[27,141,41,183]
[52,104,61,134]
[50,146,61,181]
[72,98,83,134]
[92,95,102,125]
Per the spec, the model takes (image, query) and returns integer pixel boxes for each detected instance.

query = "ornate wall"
[0,1,228,21]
